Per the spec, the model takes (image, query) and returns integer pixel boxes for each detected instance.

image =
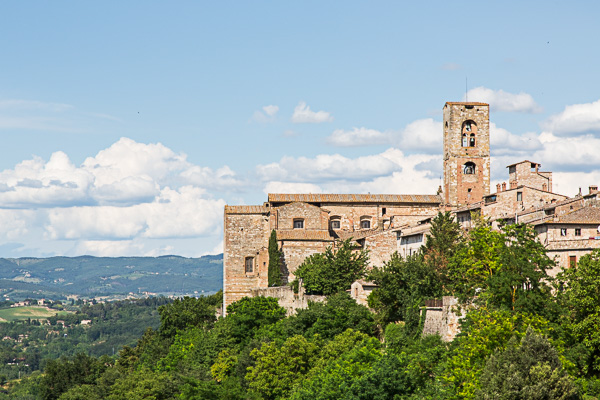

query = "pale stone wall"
[250,286,326,315]
[443,102,490,207]
[483,187,568,222]
[508,161,552,192]
[421,296,464,342]
[280,240,328,282]
[349,280,377,307]
[363,230,398,267]
[276,202,328,230]
[223,208,270,309]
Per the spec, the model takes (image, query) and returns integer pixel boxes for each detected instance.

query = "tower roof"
[445,101,489,106]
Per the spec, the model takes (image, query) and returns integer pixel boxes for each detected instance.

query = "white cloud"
[291,101,333,123]
[263,105,279,117]
[396,119,442,153]
[542,99,600,136]
[251,104,279,122]
[327,127,391,147]
[464,87,542,113]
[258,149,440,195]
[490,123,542,156]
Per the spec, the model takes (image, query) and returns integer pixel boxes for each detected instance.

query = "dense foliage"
[5,213,600,399]
[268,230,283,287]
[292,239,368,295]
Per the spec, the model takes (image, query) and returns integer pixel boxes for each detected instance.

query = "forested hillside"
[3,213,600,399]
[0,255,222,301]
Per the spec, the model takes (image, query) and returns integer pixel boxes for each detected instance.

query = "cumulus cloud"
[258,149,440,195]
[542,99,600,136]
[396,119,442,153]
[0,138,241,256]
[490,123,543,156]
[327,127,391,147]
[464,87,543,113]
[251,104,279,122]
[291,101,333,123]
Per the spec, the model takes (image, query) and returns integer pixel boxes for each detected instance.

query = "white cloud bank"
[0,138,239,257]
[465,87,542,113]
[291,101,333,123]
[542,99,600,136]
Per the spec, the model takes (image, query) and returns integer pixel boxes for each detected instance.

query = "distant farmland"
[0,306,69,322]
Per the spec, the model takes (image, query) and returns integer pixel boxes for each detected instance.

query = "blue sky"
[1,1,599,257]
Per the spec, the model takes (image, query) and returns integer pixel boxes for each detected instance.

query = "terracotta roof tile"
[275,230,334,241]
[557,207,600,224]
[224,205,268,214]
[268,193,442,204]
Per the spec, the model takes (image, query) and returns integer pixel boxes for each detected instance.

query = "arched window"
[330,217,341,230]
[461,120,477,147]
[469,133,476,147]
[462,133,468,147]
[464,162,476,175]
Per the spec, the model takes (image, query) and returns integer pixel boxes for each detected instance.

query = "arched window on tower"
[461,120,477,148]
[469,133,476,147]
[464,162,476,175]
[462,133,468,147]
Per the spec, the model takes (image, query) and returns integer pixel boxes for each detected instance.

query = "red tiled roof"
[275,230,334,241]
[445,102,489,106]
[224,205,268,214]
[268,193,442,204]
[557,207,600,224]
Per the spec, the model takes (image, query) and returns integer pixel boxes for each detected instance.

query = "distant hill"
[0,254,223,301]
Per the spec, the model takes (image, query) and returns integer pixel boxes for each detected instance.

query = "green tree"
[368,252,441,332]
[158,294,219,339]
[226,296,287,345]
[422,211,463,291]
[246,335,320,400]
[268,230,283,287]
[558,249,600,374]
[293,239,369,296]
[477,328,577,400]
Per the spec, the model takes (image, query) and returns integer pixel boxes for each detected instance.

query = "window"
[360,220,371,229]
[469,133,475,147]
[463,162,476,175]
[293,219,304,229]
[561,228,567,236]
[465,121,472,132]
[517,192,522,202]
[245,257,254,273]
[569,255,577,268]
[575,228,581,236]
[382,207,386,216]
[330,219,341,230]
[462,133,468,147]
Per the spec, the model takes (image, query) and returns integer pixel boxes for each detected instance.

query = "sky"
[1,1,600,258]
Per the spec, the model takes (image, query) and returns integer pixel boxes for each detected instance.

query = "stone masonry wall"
[223,210,270,310]
[276,202,328,230]
[443,102,490,207]
[364,229,398,267]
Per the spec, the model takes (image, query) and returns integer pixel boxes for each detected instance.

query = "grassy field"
[0,306,69,322]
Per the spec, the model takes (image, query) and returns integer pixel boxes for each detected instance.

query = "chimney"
[589,185,598,194]
[496,183,501,192]
[502,182,507,191]
[510,181,517,189]
[542,183,548,192]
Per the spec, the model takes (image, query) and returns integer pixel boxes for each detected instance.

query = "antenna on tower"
[465,77,468,102]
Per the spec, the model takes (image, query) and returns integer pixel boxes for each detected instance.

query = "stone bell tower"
[443,102,490,207]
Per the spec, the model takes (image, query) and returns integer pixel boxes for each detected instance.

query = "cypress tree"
[268,230,283,287]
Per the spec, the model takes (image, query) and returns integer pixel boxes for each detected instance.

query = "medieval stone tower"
[443,102,490,207]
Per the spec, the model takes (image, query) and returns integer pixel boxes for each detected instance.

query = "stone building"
[223,100,600,311]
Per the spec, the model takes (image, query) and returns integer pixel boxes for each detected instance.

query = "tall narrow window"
[569,255,577,268]
[561,228,567,236]
[293,219,304,229]
[462,133,468,147]
[382,207,387,216]
[575,228,581,236]
[245,257,254,273]
[517,192,522,202]
[469,133,475,147]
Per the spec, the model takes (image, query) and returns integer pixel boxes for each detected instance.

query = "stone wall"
[508,161,552,192]
[364,229,398,267]
[443,102,490,207]
[421,296,463,342]
[275,202,329,230]
[250,285,326,315]
[223,207,270,310]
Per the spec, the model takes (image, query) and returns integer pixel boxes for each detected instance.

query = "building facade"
[223,101,599,310]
